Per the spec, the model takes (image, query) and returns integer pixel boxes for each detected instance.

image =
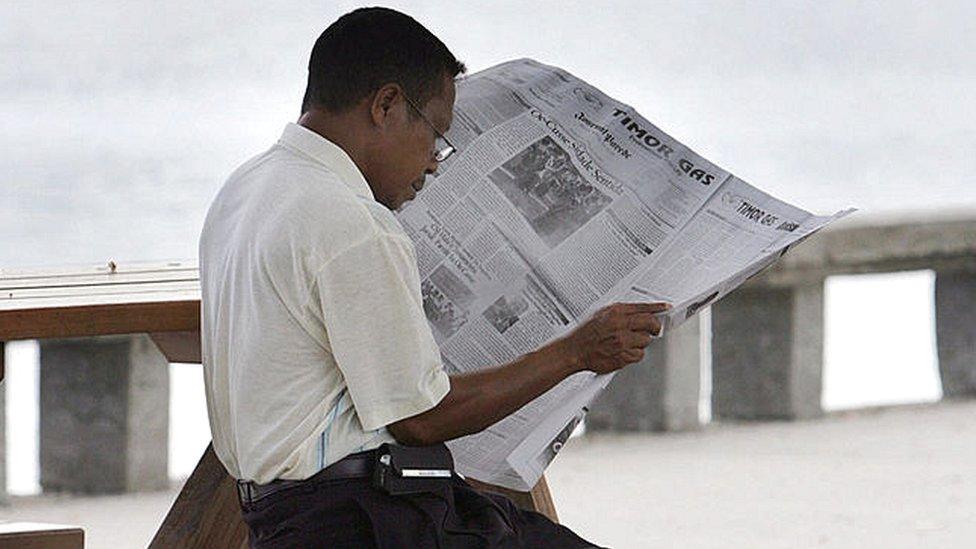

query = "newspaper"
[395,58,854,491]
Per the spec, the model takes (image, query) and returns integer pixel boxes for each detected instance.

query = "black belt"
[236,449,375,506]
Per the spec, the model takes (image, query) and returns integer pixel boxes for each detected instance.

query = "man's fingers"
[627,313,664,336]
[606,331,654,352]
[616,301,671,316]
[627,331,654,348]
[620,348,644,363]
[598,330,653,350]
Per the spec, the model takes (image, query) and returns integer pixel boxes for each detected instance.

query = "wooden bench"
[0,522,84,549]
[0,261,557,548]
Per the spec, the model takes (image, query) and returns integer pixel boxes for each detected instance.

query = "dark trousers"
[239,473,602,548]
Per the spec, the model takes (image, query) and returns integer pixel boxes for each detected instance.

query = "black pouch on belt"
[372,442,455,496]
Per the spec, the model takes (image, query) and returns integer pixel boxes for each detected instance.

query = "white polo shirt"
[199,123,450,483]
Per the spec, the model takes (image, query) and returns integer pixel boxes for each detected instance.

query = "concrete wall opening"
[822,270,942,411]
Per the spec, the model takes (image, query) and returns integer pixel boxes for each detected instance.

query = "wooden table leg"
[149,444,248,549]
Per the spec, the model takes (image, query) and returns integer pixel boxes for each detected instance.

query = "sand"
[2,400,974,548]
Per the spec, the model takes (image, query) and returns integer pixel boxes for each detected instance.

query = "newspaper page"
[395,59,853,490]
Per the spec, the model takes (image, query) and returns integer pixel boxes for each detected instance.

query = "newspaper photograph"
[395,58,854,490]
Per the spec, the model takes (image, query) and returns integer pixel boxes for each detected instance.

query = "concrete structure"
[712,215,976,420]
[712,283,824,420]
[39,335,169,494]
[935,271,976,397]
[588,315,701,431]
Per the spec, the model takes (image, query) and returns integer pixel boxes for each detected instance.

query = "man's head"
[301,8,466,210]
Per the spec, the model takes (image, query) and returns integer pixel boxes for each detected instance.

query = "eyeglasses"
[403,95,457,163]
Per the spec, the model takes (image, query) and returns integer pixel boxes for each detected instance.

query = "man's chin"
[388,190,417,212]
[376,194,400,211]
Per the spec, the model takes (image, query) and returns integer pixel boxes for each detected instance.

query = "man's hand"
[388,301,669,446]
[560,302,670,375]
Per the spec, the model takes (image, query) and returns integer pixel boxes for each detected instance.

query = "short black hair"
[302,7,466,114]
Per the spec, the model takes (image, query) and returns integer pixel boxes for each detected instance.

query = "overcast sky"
[2,0,974,267]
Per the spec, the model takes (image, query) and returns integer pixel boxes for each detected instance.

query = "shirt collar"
[278,122,375,201]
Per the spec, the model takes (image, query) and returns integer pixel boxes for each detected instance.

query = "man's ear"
[369,83,403,129]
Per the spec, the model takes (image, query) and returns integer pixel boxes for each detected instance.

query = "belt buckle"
[236,480,253,504]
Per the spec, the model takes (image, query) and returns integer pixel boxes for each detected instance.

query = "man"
[199,7,667,548]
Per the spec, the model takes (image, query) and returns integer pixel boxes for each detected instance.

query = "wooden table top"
[0,260,200,341]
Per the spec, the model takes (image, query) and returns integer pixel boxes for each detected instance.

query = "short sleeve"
[314,233,450,431]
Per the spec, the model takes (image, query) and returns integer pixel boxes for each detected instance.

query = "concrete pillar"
[39,335,169,494]
[711,282,824,421]
[935,271,976,398]
[587,315,701,432]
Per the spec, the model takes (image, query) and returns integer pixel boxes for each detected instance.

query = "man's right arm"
[387,301,669,446]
